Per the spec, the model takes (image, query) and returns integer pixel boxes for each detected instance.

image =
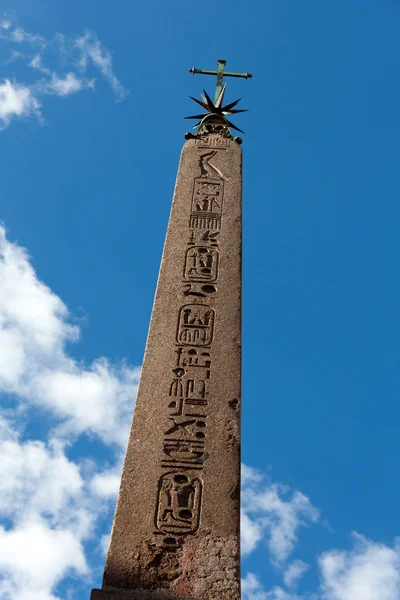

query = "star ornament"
[185,84,247,133]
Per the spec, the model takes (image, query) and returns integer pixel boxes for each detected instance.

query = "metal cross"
[188,59,252,104]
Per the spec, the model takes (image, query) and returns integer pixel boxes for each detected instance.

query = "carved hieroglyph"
[91,134,241,600]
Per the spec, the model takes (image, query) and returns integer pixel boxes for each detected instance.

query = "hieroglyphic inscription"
[192,181,223,212]
[190,178,223,231]
[155,145,226,541]
[187,230,220,248]
[177,305,215,346]
[184,247,218,281]
[156,473,202,534]
[195,136,231,148]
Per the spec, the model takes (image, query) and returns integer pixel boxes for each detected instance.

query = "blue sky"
[1,1,400,599]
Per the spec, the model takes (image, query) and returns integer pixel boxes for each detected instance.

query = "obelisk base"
[91,590,199,600]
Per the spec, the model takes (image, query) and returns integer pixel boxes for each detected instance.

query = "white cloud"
[0,518,88,600]
[90,468,122,499]
[0,434,82,519]
[242,573,269,600]
[100,533,111,556]
[0,226,78,351]
[283,560,309,589]
[241,509,264,555]
[265,590,303,600]
[241,464,320,564]
[0,418,93,600]
[0,225,139,446]
[9,26,45,47]
[0,79,40,129]
[242,463,264,486]
[242,573,304,600]
[32,361,139,445]
[44,73,87,97]
[0,14,126,129]
[0,20,11,31]
[319,533,400,600]
[241,464,265,554]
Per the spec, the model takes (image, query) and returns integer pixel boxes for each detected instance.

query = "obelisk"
[91,60,251,600]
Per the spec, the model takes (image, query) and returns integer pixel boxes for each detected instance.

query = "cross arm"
[189,67,253,79]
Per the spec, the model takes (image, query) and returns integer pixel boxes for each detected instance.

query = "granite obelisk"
[91,61,251,600]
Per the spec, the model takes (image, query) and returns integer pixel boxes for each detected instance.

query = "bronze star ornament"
[185,84,247,134]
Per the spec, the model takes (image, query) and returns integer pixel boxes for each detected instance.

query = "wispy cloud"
[75,31,126,101]
[0,15,127,129]
[0,18,46,47]
[241,464,320,564]
[283,560,310,590]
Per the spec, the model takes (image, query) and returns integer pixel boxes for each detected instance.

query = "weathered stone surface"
[91,134,242,600]
[91,588,198,600]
